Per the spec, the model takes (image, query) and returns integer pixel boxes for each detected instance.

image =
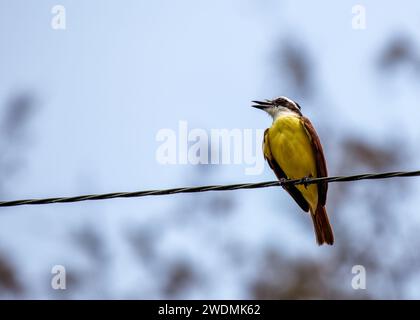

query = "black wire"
[1,170,419,207]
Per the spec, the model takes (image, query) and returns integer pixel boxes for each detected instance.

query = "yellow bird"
[252,96,333,245]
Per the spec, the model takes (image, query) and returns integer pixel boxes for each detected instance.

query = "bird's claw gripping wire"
[299,177,311,189]
[278,178,287,186]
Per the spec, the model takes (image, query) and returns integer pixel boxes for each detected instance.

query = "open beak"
[251,100,273,110]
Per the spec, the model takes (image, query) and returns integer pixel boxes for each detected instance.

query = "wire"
[0,170,419,207]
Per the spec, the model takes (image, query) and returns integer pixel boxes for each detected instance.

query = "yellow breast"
[268,115,319,209]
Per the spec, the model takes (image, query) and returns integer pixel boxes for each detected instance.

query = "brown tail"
[310,205,334,245]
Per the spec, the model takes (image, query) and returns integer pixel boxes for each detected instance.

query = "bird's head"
[252,96,302,119]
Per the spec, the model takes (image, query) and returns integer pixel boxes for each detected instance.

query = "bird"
[252,96,334,245]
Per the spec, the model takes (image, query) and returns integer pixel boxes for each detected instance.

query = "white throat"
[269,107,299,122]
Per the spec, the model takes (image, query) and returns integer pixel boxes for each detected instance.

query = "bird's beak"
[251,100,273,110]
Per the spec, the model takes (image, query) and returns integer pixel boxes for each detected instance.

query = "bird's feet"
[300,175,312,189]
[278,178,287,186]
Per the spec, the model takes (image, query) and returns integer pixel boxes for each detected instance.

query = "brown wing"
[263,129,310,212]
[301,117,328,206]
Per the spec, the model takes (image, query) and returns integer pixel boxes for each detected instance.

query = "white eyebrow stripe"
[279,96,296,106]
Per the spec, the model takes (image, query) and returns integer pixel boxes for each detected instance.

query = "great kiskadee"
[252,96,333,245]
